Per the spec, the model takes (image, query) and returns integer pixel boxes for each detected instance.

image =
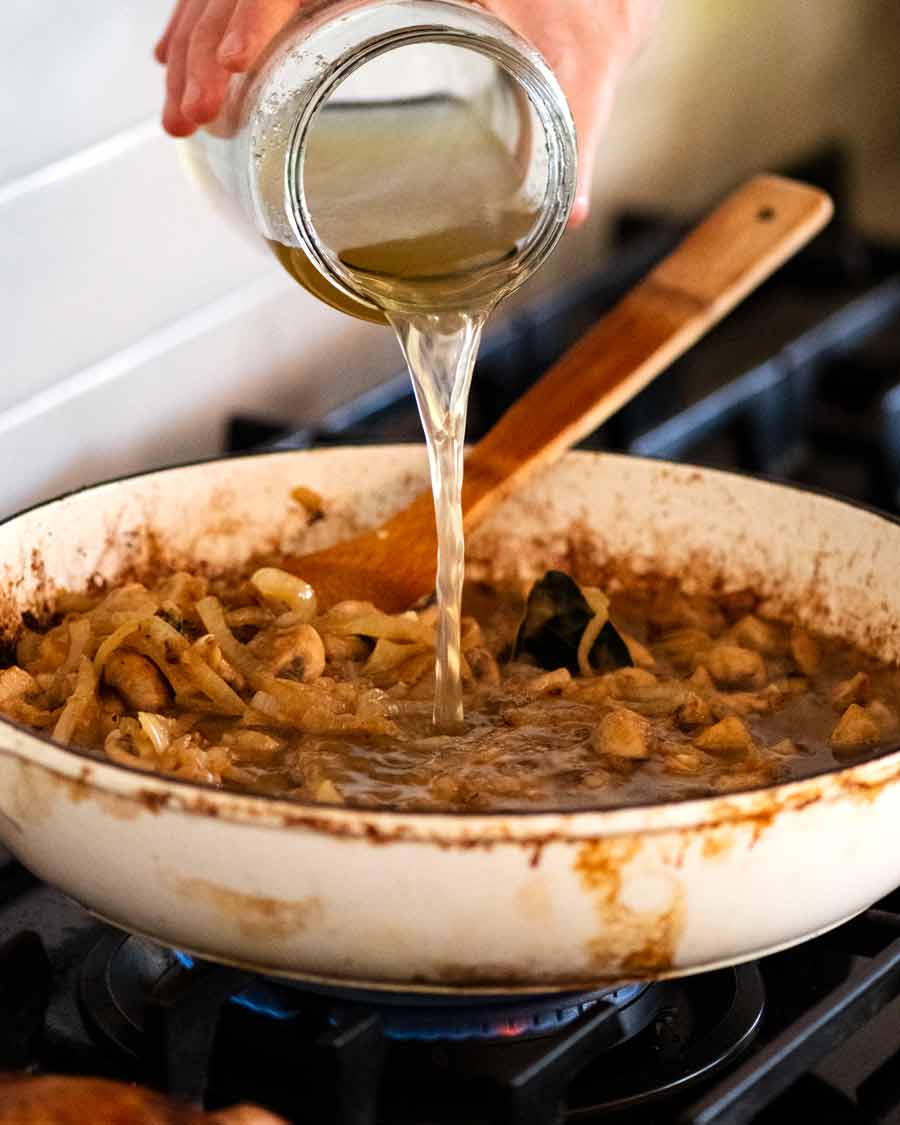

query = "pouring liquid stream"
[295,95,543,727]
[389,310,484,728]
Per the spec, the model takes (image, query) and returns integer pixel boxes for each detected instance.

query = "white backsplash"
[0,1,400,519]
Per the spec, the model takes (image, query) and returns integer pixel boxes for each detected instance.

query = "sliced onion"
[92,619,145,674]
[52,657,96,744]
[250,568,317,621]
[577,591,610,680]
[59,618,92,676]
[197,597,277,693]
[137,712,172,755]
[179,648,245,716]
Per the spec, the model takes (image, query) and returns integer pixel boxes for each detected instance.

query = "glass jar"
[182,0,577,323]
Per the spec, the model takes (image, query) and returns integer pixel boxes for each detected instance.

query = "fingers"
[565,65,622,227]
[182,0,241,124]
[217,0,303,72]
[154,0,192,63]
[158,0,300,136]
[162,0,211,135]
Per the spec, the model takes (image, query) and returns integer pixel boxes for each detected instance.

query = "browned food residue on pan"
[574,838,685,976]
[175,876,324,939]
[701,829,735,859]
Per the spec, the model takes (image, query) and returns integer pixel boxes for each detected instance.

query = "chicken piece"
[607,667,657,695]
[654,629,711,672]
[830,703,880,755]
[712,686,781,718]
[771,738,801,756]
[526,668,571,695]
[648,590,724,635]
[675,691,712,730]
[0,1074,285,1123]
[0,666,37,705]
[772,676,809,696]
[103,650,171,711]
[466,646,501,685]
[689,665,715,692]
[694,715,753,758]
[866,700,898,739]
[314,779,344,804]
[703,645,766,690]
[592,708,651,759]
[460,617,484,650]
[430,774,462,802]
[830,672,870,712]
[248,623,326,682]
[790,628,820,676]
[221,730,283,763]
[732,615,781,655]
[605,668,684,718]
[19,627,69,674]
[323,634,371,663]
[664,749,706,775]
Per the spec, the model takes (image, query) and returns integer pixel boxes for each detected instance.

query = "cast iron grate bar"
[0,931,51,1068]
[147,960,254,1104]
[680,922,900,1124]
[496,999,629,1125]
[0,860,38,906]
[631,277,900,463]
[315,1013,386,1125]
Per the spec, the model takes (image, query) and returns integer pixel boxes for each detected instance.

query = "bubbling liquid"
[287,88,543,726]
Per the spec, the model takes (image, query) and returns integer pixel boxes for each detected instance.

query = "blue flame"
[231,982,301,1022]
[172,951,298,1021]
[169,951,647,1040]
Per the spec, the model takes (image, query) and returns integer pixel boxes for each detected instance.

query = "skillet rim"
[2,445,899,836]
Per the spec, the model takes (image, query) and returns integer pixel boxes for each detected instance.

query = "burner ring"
[79,934,659,1047]
[326,981,653,1042]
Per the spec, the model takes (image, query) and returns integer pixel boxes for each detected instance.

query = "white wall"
[3,1,898,518]
[0,2,400,517]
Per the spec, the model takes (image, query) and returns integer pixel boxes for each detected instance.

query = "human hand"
[472,1,662,222]
[156,0,662,224]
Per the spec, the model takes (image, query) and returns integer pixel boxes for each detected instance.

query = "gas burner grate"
[327,983,649,1043]
[75,932,765,1124]
[168,947,651,1042]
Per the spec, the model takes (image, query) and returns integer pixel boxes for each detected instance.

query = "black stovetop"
[5,843,900,1124]
[7,145,900,1123]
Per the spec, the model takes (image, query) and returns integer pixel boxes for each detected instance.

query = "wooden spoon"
[284,174,833,612]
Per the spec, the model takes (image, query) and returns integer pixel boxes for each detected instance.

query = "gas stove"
[5,849,900,1124]
[7,146,900,1123]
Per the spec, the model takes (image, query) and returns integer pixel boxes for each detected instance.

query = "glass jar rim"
[283,4,577,313]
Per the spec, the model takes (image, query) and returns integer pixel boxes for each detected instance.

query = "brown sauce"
[1,568,897,813]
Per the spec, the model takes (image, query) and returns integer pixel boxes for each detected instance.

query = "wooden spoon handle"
[286,174,832,613]
[460,174,833,525]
